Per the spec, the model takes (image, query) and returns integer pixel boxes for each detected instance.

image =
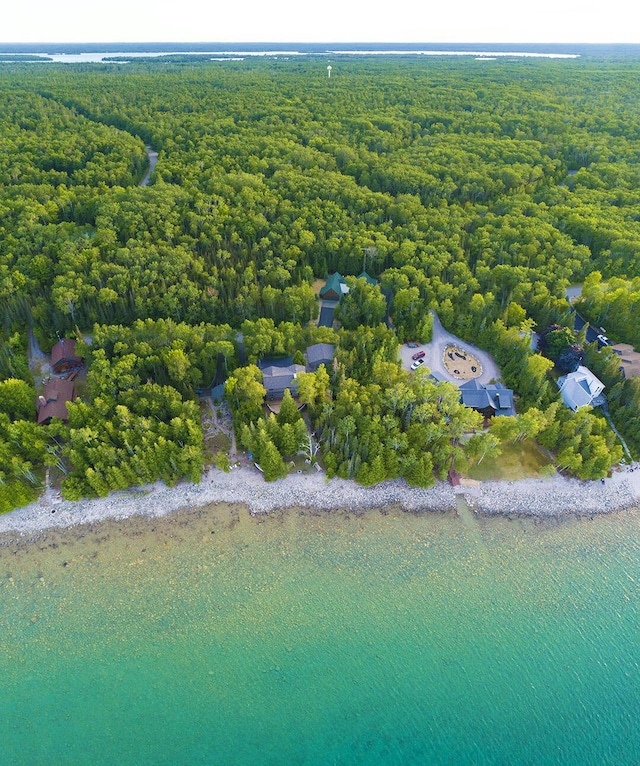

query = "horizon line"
[2,41,639,46]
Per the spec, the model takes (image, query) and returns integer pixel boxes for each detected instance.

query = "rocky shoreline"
[1,463,639,541]
[461,468,640,517]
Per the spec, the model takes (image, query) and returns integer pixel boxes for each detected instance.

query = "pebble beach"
[1,462,640,541]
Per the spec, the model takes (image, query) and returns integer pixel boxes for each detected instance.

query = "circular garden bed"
[442,345,482,380]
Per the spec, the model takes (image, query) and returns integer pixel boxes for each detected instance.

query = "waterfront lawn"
[458,439,554,481]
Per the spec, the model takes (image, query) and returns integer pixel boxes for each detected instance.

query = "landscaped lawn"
[457,439,554,481]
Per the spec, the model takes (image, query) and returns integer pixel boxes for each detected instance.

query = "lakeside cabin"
[36,378,76,424]
[261,345,335,404]
[261,363,306,400]
[459,380,516,418]
[51,338,83,373]
[557,366,605,411]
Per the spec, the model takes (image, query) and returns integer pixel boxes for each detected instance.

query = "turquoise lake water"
[1,503,639,765]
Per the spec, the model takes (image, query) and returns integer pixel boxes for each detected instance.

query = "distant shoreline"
[4,42,640,63]
[0,48,582,64]
[1,463,639,543]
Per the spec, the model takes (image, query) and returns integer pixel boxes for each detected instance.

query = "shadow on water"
[455,493,489,557]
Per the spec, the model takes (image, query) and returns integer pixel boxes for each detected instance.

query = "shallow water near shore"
[1,503,640,765]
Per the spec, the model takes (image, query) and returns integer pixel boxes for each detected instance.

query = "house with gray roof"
[557,365,605,411]
[459,379,516,418]
[261,363,306,400]
[261,344,335,400]
[305,343,335,372]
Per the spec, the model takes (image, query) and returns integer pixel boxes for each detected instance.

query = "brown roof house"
[51,338,83,374]
[36,378,76,424]
[611,343,640,379]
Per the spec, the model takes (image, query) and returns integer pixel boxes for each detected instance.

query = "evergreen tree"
[276,388,301,426]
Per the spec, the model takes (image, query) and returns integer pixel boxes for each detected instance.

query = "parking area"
[399,311,501,387]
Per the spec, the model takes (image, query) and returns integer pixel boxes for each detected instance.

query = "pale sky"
[2,0,639,45]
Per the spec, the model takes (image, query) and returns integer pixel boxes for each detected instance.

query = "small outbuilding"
[318,304,336,328]
[51,338,83,373]
[357,270,378,286]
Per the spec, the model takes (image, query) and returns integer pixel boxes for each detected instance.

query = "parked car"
[407,342,419,349]
[410,358,425,371]
[411,351,425,360]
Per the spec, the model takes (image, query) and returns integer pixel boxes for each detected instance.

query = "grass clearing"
[457,439,554,481]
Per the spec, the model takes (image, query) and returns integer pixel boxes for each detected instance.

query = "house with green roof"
[357,270,378,286]
[319,273,349,302]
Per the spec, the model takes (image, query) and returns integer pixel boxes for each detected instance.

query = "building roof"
[459,380,516,417]
[36,378,76,424]
[448,468,462,487]
[611,343,640,378]
[357,270,378,286]
[319,272,348,299]
[557,365,605,411]
[262,364,305,397]
[261,364,305,379]
[258,355,294,370]
[572,310,608,346]
[50,338,83,369]
[318,304,336,328]
[306,343,335,369]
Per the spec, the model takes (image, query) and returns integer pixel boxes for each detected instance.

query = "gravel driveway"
[28,330,51,381]
[399,311,501,386]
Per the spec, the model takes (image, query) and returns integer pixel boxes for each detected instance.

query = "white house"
[557,365,605,411]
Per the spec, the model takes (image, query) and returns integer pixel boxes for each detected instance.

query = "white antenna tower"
[327,65,332,79]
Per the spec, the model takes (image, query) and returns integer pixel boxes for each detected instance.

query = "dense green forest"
[1,55,638,510]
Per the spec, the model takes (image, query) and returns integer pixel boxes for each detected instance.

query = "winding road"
[140,145,158,186]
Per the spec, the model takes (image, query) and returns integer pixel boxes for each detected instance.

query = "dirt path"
[201,396,238,457]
